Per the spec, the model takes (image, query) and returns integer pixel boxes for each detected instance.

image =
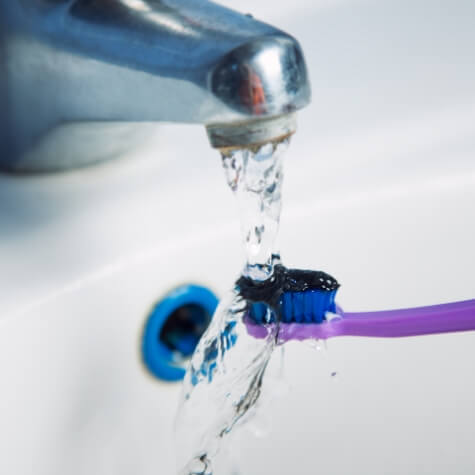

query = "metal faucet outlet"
[0,0,311,172]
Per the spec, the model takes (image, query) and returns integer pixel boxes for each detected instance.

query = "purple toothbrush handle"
[245,299,475,341]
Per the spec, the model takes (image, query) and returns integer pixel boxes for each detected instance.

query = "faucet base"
[2,123,160,174]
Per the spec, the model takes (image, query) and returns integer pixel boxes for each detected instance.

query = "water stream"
[175,138,290,475]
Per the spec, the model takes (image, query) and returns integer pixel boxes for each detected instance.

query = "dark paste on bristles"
[237,265,339,312]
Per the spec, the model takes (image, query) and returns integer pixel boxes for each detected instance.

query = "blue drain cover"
[142,285,218,381]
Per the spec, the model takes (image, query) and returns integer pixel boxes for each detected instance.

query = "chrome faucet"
[0,0,311,172]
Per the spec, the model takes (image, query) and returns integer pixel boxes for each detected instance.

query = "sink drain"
[142,285,218,381]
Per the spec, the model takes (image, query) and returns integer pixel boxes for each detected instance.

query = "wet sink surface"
[1,0,474,474]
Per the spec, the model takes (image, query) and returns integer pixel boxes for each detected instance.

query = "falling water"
[174,137,290,475]
[221,139,288,281]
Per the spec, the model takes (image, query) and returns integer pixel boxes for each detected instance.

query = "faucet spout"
[0,0,311,172]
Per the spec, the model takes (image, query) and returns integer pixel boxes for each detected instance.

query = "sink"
[0,0,474,474]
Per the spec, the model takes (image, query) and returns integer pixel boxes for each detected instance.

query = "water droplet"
[305,338,327,352]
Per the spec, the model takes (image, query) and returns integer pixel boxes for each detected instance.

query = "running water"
[174,137,290,475]
[221,139,288,281]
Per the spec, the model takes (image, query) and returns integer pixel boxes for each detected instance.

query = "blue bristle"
[248,289,338,325]
[324,292,331,314]
[310,291,319,321]
[312,291,323,323]
[251,302,267,323]
[282,292,293,323]
[329,290,337,313]
[304,292,314,322]
[324,292,330,308]
[293,292,304,322]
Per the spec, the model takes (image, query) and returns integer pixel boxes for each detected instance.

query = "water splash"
[175,287,278,475]
[174,138,290,475]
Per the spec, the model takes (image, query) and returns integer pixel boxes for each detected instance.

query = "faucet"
[0,0,311,173]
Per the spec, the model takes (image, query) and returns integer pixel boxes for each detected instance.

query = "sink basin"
[0,0,474,474]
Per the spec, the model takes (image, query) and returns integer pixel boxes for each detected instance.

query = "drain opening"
[142,285,218,382]
[160,303,212,361]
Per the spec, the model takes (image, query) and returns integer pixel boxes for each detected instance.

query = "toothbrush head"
[244,267,340,324]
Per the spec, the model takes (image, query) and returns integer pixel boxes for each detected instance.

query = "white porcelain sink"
[1,0,474,474]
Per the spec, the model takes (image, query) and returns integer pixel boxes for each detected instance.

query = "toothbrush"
[240,267,475,342]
